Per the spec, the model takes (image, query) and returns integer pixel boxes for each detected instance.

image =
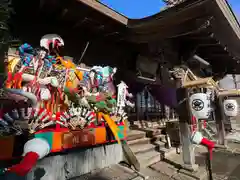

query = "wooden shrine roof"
[76,0,128,25]
[78,0,240,46]
[78,0,240,69]
[9,0,240,74]
[10,0,128,44]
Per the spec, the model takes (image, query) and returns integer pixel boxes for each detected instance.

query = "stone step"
[130,141,165,155]
[76,164,138,180]
[230,123,240,131]
[230,120,237,123]
[133,120,166,129]
[135,144,176,168]
[132,127,164,137]
[128,137,150,145]
[149,149,208,180]
[149,160,179,178]
[145,128,164,138]
[137,150,162,168]
[151,134,165,143]
[128,134,165,146]
[112,164,171,180]
[135,167,171,180]
[206,123,217,133]
[159,147,178,159]
[116,163,172,180]
[126,129,176,169]
[127,130,146,141]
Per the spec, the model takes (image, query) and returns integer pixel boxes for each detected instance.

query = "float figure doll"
[0,34,132,180]
[0,34,65,177]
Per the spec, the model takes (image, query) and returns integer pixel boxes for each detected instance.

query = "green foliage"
[0,0,12,46]
[0,1,12,81]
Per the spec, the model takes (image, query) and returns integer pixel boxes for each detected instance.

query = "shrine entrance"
[128,86,178,129]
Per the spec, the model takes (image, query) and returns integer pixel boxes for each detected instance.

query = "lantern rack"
[183,77,218,90]
[218,89,240,98]
[172,67,219,90]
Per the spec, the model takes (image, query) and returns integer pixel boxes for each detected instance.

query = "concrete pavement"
[72,142,240,180]
[3,143,240,180]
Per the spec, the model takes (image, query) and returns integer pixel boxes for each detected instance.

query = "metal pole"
[193,55,210,66]
[77,41,90,64]
[232,74,237,89]
[206,151,213,180]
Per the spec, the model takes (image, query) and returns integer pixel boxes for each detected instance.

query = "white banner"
[117,82,127,107]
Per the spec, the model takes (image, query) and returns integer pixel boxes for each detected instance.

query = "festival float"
[0,34,134,177]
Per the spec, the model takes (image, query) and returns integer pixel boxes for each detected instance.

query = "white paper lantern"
[189,93,211,119]
[223,99,238,117]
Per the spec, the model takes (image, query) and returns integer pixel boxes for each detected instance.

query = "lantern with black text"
[189,93,211,119]
[223,99,238,117]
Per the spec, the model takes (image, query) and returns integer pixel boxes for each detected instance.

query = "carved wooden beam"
[218,89,240,97]
[76,0,128,25]
[183,77,218,89]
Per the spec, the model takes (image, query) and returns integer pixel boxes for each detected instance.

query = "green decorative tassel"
[0,168,7,175]
[64,87,80,103]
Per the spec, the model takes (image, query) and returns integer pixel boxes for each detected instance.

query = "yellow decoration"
[7,57,20,73]
[56,57,83,81]
[101,113,121,144]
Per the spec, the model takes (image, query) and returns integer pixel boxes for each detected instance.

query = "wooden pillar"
[153,97,156,111]
[176,87,198,170]
[144,88,149,121]
[140,91,144,120]
[135,94,139,122]
[215,96,226,145]
[161,104,165,120]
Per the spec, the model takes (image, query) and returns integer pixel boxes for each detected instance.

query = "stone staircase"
[126,129,176,168]
[225,117,240,143]
[201,121,217,141]
[229,117,240,131]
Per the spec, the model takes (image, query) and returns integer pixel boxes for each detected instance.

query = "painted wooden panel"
[35,125,126,152]
[62,129,96,149]
[52,132,63,152]
[94,127,107,144]
[0,124,127,160]
[0,136,14,160]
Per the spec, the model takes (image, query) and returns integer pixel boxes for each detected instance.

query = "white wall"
[219,74,240,89]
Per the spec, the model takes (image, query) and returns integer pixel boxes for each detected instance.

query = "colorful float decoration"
[0,34,133,176]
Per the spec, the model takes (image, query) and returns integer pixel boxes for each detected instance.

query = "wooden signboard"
[62,129,95,149]
[62,127,107,149]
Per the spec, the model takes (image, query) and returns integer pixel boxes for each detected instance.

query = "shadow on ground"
[2,173,112,180]
[195,150,240,179]
[69,175,112,180]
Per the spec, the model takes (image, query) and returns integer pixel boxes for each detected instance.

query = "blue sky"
[228,0,240,19]
[101,0,240,20]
